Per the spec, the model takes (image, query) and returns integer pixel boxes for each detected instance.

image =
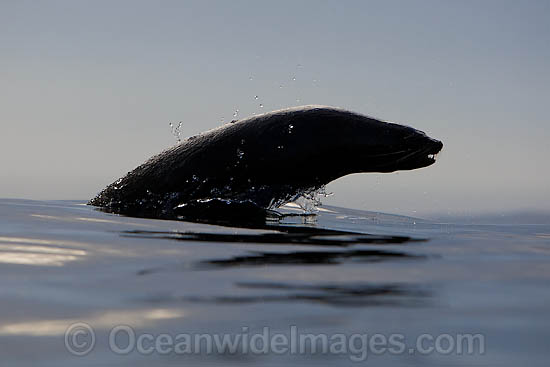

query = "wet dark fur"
[89,106,442,221]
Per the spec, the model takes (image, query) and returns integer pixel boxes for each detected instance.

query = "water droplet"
[291,76,296,81]
[288,124,294,133]
[254,95,259,100]
[259,104,264,108]
[169,121,183,142]
[233,109,239,117]
[296,98,301,103]
[113,178,124,190]
[249,76,253,80]
[236,149,244,159]
[277,145,284,149]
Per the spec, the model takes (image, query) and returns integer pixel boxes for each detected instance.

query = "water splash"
[169,121,183,143]
[293,186,333,213]
[113,178,124,190]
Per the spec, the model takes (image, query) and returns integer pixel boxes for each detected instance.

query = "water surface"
[0,199,548,366]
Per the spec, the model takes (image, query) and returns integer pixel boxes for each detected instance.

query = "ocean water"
[0,198,549,366]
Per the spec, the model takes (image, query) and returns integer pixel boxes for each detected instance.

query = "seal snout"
[420,137,443,167]
[426,138,443,156]
[395,131,443,170]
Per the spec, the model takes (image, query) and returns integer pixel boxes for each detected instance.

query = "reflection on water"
[30,213,156,227]
[200,249,425,268]
[132,228,426,275]
[131,227,428,309]
[123,228,423,247]
[0,308,185,336]
[0,237,87,266]
[180,282,430,307]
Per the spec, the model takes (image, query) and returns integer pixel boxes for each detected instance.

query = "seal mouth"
[383,137,443,171]
[414,138,443,167]
[360,137,443,173]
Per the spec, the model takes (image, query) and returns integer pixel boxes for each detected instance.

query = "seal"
[89,106,443,221]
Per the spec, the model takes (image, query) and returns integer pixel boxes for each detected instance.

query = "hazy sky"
[1,0,549,216]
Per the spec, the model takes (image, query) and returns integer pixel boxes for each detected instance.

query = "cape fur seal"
[89,106,443,221]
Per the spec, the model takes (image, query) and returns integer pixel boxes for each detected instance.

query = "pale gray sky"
[1,0,548,216]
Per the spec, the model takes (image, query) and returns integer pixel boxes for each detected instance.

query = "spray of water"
[169,121,184,142]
